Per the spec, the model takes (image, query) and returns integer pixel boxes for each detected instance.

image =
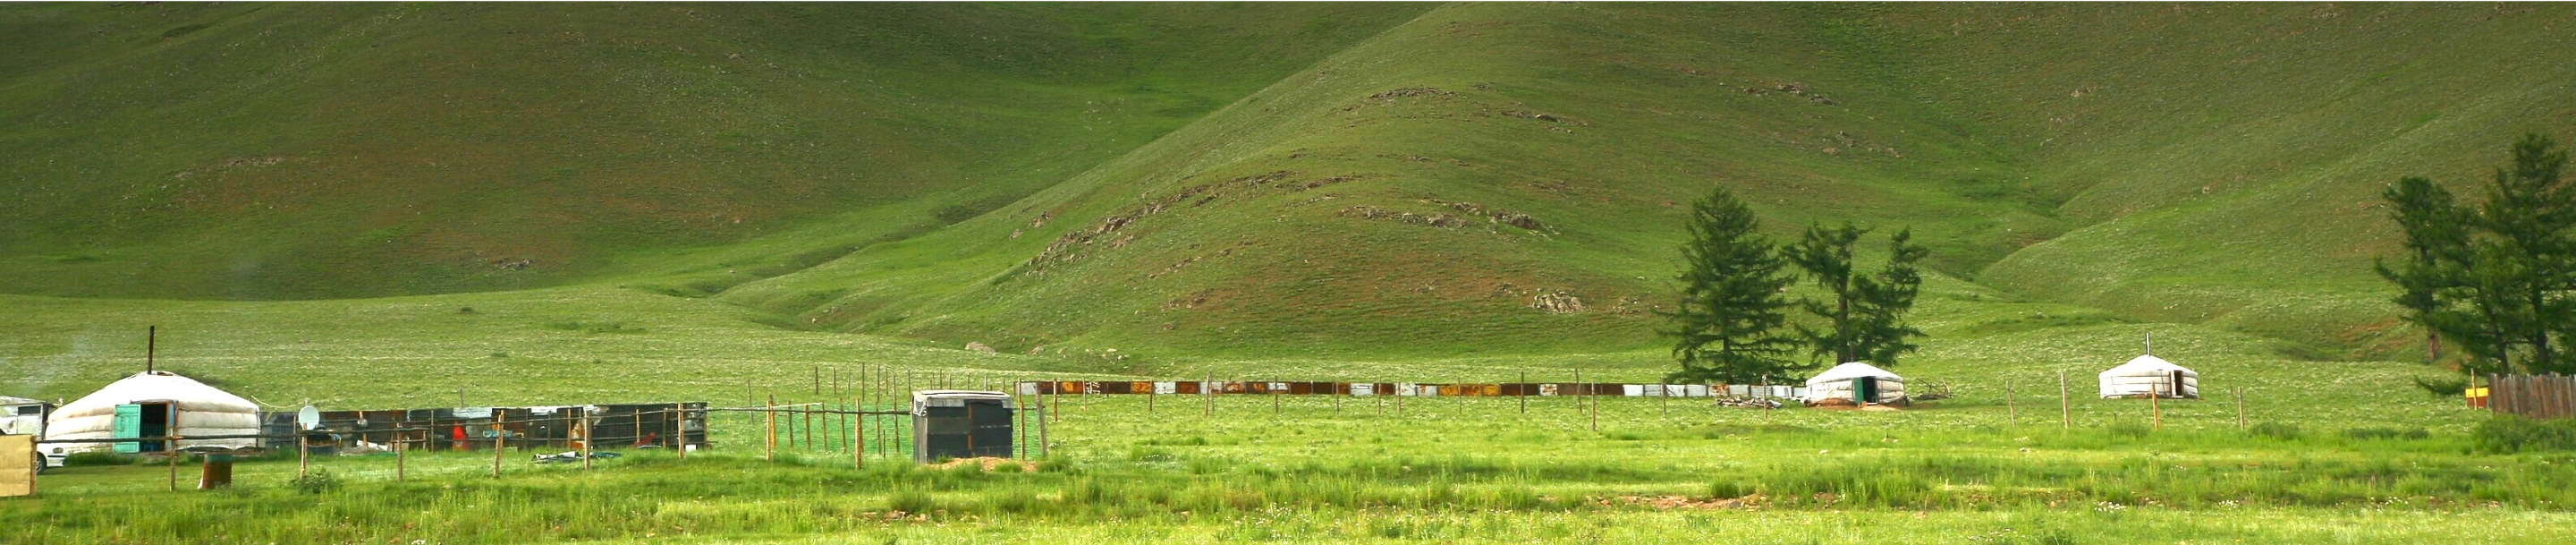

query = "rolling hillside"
[725,3,2576,361]
[0,2,1429,299]
[8,3,2576,379]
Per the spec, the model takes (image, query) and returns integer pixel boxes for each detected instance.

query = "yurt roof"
[1807,362,1902,384]
[2099,354,2194,378]
[55,371,258,418]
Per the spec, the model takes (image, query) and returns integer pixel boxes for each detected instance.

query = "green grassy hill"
[8,3,2576,381]
[724,3,2576,362]
[0,2,1428,299]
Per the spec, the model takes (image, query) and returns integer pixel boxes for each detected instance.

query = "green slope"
[725,3,2576,363]
[11,3,2576,374]
[0,2,1430,299]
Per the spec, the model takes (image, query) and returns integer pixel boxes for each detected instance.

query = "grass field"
[10,3,2576,542]
[10,389,2566,543]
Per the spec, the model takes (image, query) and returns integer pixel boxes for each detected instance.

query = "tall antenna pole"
[2145,333,2152,356]
[146,326,157,373]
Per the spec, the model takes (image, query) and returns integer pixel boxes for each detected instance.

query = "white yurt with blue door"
[43,371,261,456]
[1801,362,1906,405]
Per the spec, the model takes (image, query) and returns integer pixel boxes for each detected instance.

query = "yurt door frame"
[1853,378,1877,404]
[2170,370,2187,398]
[111,401,175,454]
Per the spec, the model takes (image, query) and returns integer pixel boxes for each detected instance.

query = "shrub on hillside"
[2475,416,2576,454]
[2248,422,2303,440]
[2411,377,2469,397]
[2342,426,2431,440]
[61,451,132,466]
[291,468,342,494]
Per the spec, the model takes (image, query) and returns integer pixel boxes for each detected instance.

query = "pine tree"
[2373,176,2466,365]
[1788,222,1868,364]
[1851,228,1930,365]
[2475,134,2575,373]
[2378,133,2576,377]
[1663,186,1801,384]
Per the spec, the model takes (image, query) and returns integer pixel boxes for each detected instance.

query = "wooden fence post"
[2007,379,2018,427]
[1519,371,1528,414]
[766,395,777,462]
[165,426,178,491]
[2150,382,2161,430]
[2058,371,2071,430]
[2235,387,2247,430]
[396,430,408,481]
[493,412,506,478]
[581,413,594,471]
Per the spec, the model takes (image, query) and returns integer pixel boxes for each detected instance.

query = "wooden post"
[1273,384,1281,416]
[2007,379,2018,427]
[1037,391,1050,459]
[1204,375,1215,417]
[166,426,178,491]
[1148,381,1157,414]
[765,395,777,462]
[396,430,409,481]
[1577,370,1595,432]
[1660,383,1669,417]
[581,413,594,471]
[493,412,506,478]
[2151,380,2163,430]
[299,428,310,478]
[2235,387,2247,430]
[1519,371,1528,414]
[2058,371,2071,430]
[674,404,687,458]
[865,389,876,467]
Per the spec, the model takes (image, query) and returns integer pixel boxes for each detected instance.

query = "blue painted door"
[111,404,142,454]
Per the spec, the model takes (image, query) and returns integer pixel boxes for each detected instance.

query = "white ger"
[1801,362,1907,405]
[2098,354,2199,399]
[43,371,262,465]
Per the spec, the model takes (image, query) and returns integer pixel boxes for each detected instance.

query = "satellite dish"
[296,405,321,430]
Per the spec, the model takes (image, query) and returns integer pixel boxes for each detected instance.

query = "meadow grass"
[10,391,2570,543]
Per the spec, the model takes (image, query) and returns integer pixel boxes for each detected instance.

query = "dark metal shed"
[911,390,1013,464]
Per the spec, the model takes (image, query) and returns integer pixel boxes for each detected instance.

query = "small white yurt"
[1801,362,1906,405]
[44,371,261,454]
[2098,354,2199,399]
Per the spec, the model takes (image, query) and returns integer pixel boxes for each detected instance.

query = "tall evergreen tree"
[2377,133,2576,377]
[1787,222,1868,364]
[1851,228,1930,365]
[2475,134,2575,373]
[2374,176,2466,364]
[1663,187,1801,384]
